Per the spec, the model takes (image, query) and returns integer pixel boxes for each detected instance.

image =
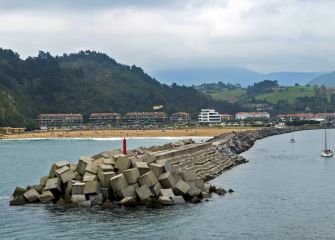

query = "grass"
[210,89,247,102]
[255,86,315,104]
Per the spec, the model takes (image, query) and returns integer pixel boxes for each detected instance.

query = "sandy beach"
[2,127,258,139]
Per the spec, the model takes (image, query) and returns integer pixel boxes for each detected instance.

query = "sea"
[1,130,335,240]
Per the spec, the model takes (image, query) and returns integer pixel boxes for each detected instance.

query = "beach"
[2,127,258,139]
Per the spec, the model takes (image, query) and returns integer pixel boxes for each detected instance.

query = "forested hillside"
[0,48,243,128]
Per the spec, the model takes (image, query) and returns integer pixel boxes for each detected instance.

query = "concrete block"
[120,185,137,198]
[195,179,205,190]
[139,171,158,187]
[45,177,61,193]
[71,194,86,203]
[99,171,116,188]
[83,174,97,182]
[134,161,150,175]
[89,193,103,206]
[181,170,198,181]
[39,191,55,203]
[85,163,97,175]
[70,163,77,171]
[101,187,111,200]
[55,160,70,168]
[40,176,48,186]
[156,159,176,173]
[159,188,175,198]
[76,156,93,175]
[65,180,77,194]
[158,172,176,189]
[55,165,69,175]
[187,185,201,198]
[135,185,153,201]
[78,200,92,208]
[72,182,85,195]
[114,156,131,173]
[12,186,27,198]
[84,181,100,194]
[58,169,76,183]
[120,197,137,207]
[33,184,44,193]
[158,196,175,206]
[173,180,191,196]
[98,164,114,173]
[130,157,143,168]
[10,195,27,206]
[103,158,116,166]
[140,153,156,164]
[149,163,165,178]
[110,173,128,192]
[123,168,140,184]
[23,188,40,202]
[48,164,56,178]
[171,196,186,204]
[151,182,162,196]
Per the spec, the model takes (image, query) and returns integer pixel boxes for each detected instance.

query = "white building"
[235,112,270,120]
[198,109,221,123]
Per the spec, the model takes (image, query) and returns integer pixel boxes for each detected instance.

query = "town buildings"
[235,112,270,120]
[124,112,168,126]
[198,109,222,124]
[170,112,191,125]
[89,112,121,126]
[36,113,83,129]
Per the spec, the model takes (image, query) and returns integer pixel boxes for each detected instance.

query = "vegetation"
[0,48,245,128]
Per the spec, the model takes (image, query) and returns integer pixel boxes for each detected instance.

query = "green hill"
[309,71,335,87]
[0,48,243,128]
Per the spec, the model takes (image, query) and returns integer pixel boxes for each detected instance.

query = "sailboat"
[321,109,333,157]
[290,117,295,143]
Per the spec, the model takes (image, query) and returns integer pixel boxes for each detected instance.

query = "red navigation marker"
[123,137,127,155]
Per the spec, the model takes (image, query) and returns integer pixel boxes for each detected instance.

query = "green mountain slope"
[309,71,335,87]
[0,48,243,127]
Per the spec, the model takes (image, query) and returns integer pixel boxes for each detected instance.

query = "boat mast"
[325,108,328,150]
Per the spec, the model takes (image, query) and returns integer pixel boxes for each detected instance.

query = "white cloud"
[0,0,335,72]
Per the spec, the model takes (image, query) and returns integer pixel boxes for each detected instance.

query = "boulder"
[158,172,176,189]
[149,163,165,178]
[134,161,150,176]
[110,173,128,192]
[120,185,137,198]
[23,188,40,202]
[71,194,86,203]
[102,199,116,209]
[173,180,190,196]
[159,188,175,198]
[76,156,93,175]
[39,191,55,203]
[89,193,103,206]
[123,168,140,184]
[45,177,61,193]
[83,181,100,194]
[139,171,158,187]
[135,185,153,201]
[71,182,85,195]
[10,195,27,206]
[114,156,131,173]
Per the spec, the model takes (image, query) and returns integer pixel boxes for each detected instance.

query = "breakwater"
[9,127,293,208]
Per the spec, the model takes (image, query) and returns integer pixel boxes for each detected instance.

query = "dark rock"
[102,199,116,209]
[12,186,27,198]
[228,188,234,193]
[190,197,201,204]
[215,188,227,196]
[10,195,26,206]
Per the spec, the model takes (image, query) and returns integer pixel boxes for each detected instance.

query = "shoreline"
[1,127,259,140]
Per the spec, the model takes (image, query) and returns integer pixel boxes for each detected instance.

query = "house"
[276,113,321,121]
[89,112,121,126]
[198,109,221,123]
[221,114,234,121]
[170,112,191,124]
[0,127,25,135]
[36,113,83,129]
[124,112,168,126]
[235,112,270,120]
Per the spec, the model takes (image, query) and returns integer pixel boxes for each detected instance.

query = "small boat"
[290,138,295,143]
[289,117,295,143]
[321,109,333,157]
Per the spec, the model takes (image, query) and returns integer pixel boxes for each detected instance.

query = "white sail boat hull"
[321,150,333,157]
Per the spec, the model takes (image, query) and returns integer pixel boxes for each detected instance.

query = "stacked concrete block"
[55,160,70,168]
[83,181,100,195]
[134,161,150,176]
[103,158,116,166]
[140,153,156,165]
[149,163,165,178]
[173,180,190,196]
[83,175,97,182]
[120,185,137,198]
[72,182,85,195]
[99,171,116,188]
[139,171,158,187]
[123,168,140,184]
[71,194,86,203]
[39,191,55,203]
[181,170,198,182]
[85,163,98,175]
[45,177,62,193]
[23,188,40,202]
[114,156,131,173]
[159,188,175,198]
[76,156,93,175]
[110,173,128,192]
[135,185,153,201]
[158,172,176,189]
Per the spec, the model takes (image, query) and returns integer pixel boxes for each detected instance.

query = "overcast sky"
[0,0,334,73]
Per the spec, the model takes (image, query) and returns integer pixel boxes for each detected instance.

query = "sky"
[0,0,334,73]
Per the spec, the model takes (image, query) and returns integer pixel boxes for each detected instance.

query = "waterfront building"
[198,109,221,123]
[0,127,25,135]
[170,112,191,124]
[276,113,321,121]
[221,114,234,121]
[235,112,270,120]
[124,112,168,126]
[89,112,121,126]
[36,113,83,128]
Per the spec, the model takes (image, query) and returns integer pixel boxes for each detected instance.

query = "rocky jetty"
[10,127,293,208]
